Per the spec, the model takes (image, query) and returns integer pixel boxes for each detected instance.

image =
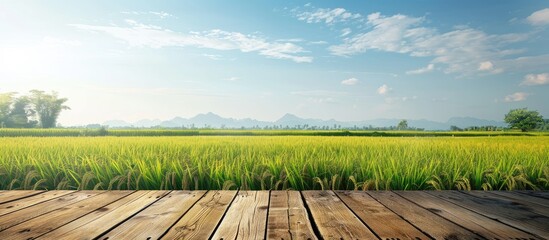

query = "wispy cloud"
[71,20,312,63]
[385,96,417,104]
[527,8,549,26]
[308,40,328,45]
[504,92,529,102]
[121,11,176,19]
[341,77,358,85]
[296,7,361,24]
[224,77,240,81]
[406,64,434,75]
[340,28,352,37]
[328,12,528,75]
[521,73,549,86]
[377,84,391,95]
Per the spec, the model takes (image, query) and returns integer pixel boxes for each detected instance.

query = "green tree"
[28,90,70,128]
[7,96,37,128]
[397,119,408,130]
[504,108,543,132]
[0,93,16,128]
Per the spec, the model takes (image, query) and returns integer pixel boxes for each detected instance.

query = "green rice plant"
[0,136,547,190]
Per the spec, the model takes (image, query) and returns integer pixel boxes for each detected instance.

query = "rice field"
[0,136,547,191]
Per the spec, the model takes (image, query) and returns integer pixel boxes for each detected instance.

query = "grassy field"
[0,136,547,191]
[1,128,548,137]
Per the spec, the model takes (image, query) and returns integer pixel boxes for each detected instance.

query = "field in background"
[1,128,548,137]
[0,136,547,190]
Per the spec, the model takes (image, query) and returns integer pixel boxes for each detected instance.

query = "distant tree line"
[0,90,69,128]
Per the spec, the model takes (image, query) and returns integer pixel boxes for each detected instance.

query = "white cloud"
[478,61,493,71]
[121,11,175,19]
[521,73,549,86]
[527,8,549,26]
[308,40,328,45]
[149,11,174,19]
[71,21,312,63]
[504,92,529,102]
[385,96,417,104]
[406,63,434,75]
[202,54,222,60]
[328,12,529,75]
[377,84,391,95]
[296,7,361,24]
[341,77,358,85]
[224,77,240,81]
[341,28,352,37]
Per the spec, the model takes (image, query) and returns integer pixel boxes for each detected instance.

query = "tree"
[0,93,15,128]
[7,96,37,128]
[504,108,543,132]
[28,90,70,128]
[397,119,408,130]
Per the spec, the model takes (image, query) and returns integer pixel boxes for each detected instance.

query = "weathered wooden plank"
[368,191,481,239]
[267,191,317,240]
[162,190,237,240]
[0,190,45,204]
[0,190,73,216]
[0,191,104,231]
[0,191,133,240]
[40,191,170,240]
[302,191,377,239]
[336,191,429,240]
[516,191,549,200]
[397,191,539,240]
[428,190,549,239]
[99,191,205,240]
[212,191,269,240]
[488,191,549,208]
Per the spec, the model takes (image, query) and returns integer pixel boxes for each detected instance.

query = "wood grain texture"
[0,190,73,216]
[99,190,205,240]
[302,190,377,239]
[368,191,481,239]
[428,190,549,239]
[517,191,549,200]
[211,191,269,240]
[0,190,44,204]
[162,190,237,240]
[336,191,430,240]
[0,191,104,231]
[0,191,133,240]
[397,191,539,240]
[267,191,317,240]
[41,191,170,240]
[485,191,549,209]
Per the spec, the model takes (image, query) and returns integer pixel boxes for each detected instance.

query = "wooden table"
[0,190,547,239]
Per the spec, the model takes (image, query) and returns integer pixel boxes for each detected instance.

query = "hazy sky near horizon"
[1,1,548,125]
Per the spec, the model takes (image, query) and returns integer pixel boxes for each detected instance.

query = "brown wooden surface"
[428,190,549,239]
[336,191,430,240]
[368,191,481,239]
[267,191,317,240]
[212,191,269,240]
[162,190,237,240]
[0,190,545,239]
[302,190,377,239]
[396,191,539,239]
[99,190,204,240]
[0,191,133,240]
[0,190,44,204]
[41,191,171,240]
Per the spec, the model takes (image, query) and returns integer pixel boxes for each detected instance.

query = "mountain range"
[101,112,507,130]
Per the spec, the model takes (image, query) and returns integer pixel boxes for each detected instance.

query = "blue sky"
[1,1,548,125]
